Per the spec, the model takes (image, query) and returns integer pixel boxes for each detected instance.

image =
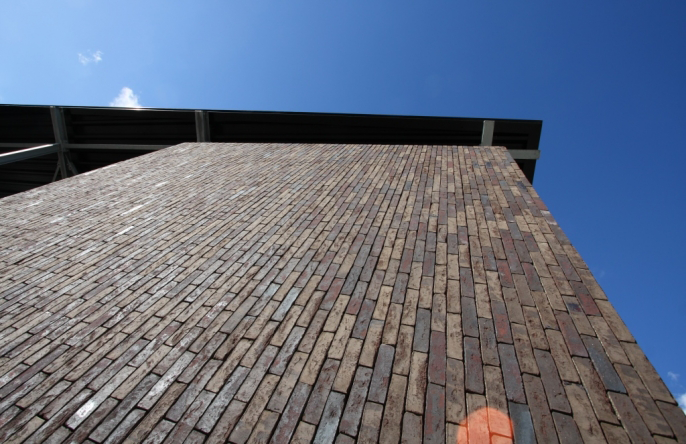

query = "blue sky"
[2,1,685,408]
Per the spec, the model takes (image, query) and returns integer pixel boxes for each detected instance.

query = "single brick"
[424,383,446,444]
[339,366,373,436]
[464,337,484,394]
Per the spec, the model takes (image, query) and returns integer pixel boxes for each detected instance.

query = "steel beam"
[66,143,171,151]
[0,143,172,151]
[0,144,60,166]
[480,120,495,146]
[195,110,210,142]
[508,149,541,160]
[50,107,71,178]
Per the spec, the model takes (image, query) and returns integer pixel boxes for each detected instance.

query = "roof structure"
[0,105,542,198]
[0,139,683,443]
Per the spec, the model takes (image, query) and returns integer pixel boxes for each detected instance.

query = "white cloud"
[109,87,142,108]
[678,393,686,414]
[668,371,680,382]
[78,50,103,65]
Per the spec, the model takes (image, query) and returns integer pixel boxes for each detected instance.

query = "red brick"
[339,366,373,436]
[424,383,445,444]
[523,374,559,444]
[555,312,588,357]
[464,337,484,394]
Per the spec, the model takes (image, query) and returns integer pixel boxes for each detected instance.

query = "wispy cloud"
[678,393,686,414]
[110,87,142,108]
[668,371,680,382]
[78,50,103,65]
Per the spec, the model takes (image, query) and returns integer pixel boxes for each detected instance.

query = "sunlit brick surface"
[0,143,684,443]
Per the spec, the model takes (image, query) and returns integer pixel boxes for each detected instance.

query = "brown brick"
[491,299,513,344]
[332,338,363,393]
[323,295,351,332]
[581,335,626,393]
[608,392,654,444]
[622,341,675,404]
[513,274,535,307]
[600,423,632,443]
[406,351,428,414]
[459,267,474,297]
[446,279,460,313]
[235,345,279,402]
[563,295,596,336]
[498,343,526,403]
[392,325,414,376]
[413,308,431,352]
[446,358,466,424]
[382,303,402,345]
[424,383,446,444]
[358,402,383,444]
[511,323,539,375]
[461,297,479,338]
[401,412,423,444]
[570,280,601,316]
[339,366,373,436]
[540,276,566,311]
[522,306,549,351]
[206,339,252,392]
[351,299,375,340]
[464,337,484,394]
[290,421,316,444]
[271,326,306,375]
[523,374,559,444]
[614,363,673,436]
[656,401,686,442]
[596,299,634,342]
[563,383,606,443]
[380,374,407,444]
[483,365,510,437]
[545,329,579,383]
[247,410,280,443]
[298,309,328,353]
[419,276,433,309]
[572,357,620,424]
[328,314,355,360]
[359,320,384,367]
[502,287,524,325]
[270,382,312,443]
[400,288,419,326]
[551,412,583,444]
[478,318,499,366]
[555,311,587,357]
[303,358,341,424]
[465,392,489,442]
[267,351,308,413]
[369,344,395,403]
[197,366,250,433]
[300,332,334,385]
[533,349,571,413]
[427,331,446,385]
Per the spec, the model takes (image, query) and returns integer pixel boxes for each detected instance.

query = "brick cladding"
[0,142,684,443]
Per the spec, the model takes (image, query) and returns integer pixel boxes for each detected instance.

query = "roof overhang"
[0,104,542,198]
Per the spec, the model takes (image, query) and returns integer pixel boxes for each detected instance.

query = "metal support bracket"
[508,149,541,160]
[480,120,495,146]
[195,110,211,142]
[50,106,78,178]
[0,144,60,166]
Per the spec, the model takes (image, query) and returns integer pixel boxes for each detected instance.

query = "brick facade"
[0,142,683,442]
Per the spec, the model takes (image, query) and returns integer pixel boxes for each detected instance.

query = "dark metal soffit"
[0,104,542,198]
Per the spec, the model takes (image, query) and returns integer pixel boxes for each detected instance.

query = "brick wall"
[0,142,683,442]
